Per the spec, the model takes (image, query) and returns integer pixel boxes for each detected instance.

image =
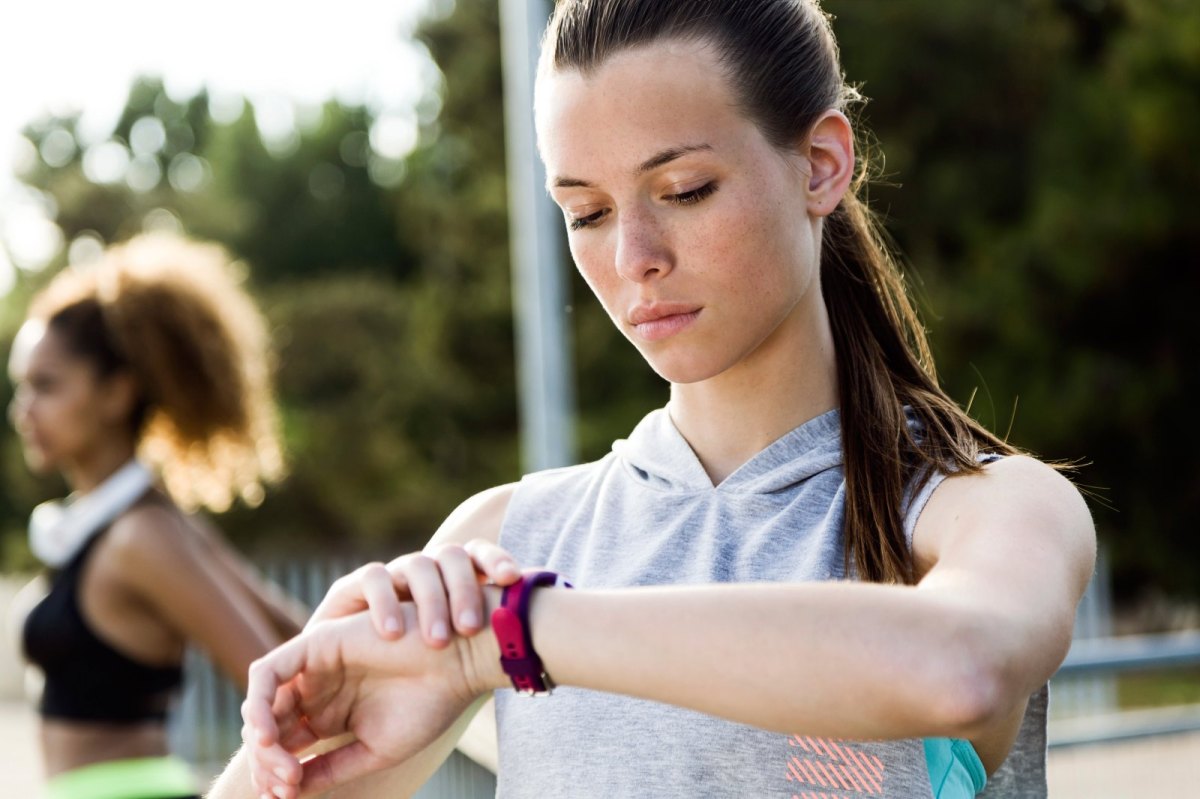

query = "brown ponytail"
[823,193,1015,583]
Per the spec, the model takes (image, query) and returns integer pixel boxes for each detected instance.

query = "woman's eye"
[668,182,718,206]
[569,208,609,231]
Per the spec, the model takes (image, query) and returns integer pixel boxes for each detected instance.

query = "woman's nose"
[9,387,32,430]
[614,212,673,284]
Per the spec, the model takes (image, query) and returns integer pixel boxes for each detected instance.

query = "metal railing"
[1047,543,1200,749]
[1049,631,1200,748]
[1058,631,1200,677]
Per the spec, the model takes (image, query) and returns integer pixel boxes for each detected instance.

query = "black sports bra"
[22,526,183,723]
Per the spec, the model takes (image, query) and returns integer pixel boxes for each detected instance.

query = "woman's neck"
[668,296,838,486]
[63,439,138,495]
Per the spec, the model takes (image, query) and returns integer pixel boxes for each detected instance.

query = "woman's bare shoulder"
[101,496,202,575]
[944,455,1089,518]
[426,483,518,548]
[914,454,1095,583]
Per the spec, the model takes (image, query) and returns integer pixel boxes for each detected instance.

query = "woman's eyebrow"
[549,143,714,190]
[636,143,712,175]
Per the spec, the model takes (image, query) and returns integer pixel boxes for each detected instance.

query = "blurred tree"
[832,0,1200,597]
[0,18,518,555]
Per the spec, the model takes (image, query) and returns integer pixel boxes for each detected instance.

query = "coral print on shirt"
[786,735,886,797]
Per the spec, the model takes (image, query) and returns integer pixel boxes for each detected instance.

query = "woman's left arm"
[519,455,1096,741]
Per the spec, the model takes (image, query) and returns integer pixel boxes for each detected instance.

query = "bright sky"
[0,0,439,294]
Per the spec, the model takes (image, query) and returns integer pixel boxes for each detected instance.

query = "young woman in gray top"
[217,1,1095,797]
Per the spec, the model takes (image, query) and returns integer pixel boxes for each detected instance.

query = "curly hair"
[28,233,284,512]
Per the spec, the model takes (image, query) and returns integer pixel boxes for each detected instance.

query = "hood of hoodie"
[611,407,843,495]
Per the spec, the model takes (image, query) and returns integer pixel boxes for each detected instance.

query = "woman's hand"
[242,602,501,798]
[309,539,521,648]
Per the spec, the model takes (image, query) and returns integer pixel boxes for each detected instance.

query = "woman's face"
[537,40,832,384]
[8,323,122,475]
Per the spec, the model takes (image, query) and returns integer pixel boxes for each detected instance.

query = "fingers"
[246,738,302,799]
[463,538,522,585]
[310,562,403,638]
[391,553,453,647]
[410,540,523,640]
[248,736,396,799]
[308,541,524,649]
[244,704,305,799]
[359,562,406,639]
[299,739,399,797]
[244,637,310,748]
[243,637,320,799]
[427,544,487,636]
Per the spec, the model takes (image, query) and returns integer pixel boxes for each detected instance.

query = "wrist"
[462,585,507,696]
[491,571,572,695]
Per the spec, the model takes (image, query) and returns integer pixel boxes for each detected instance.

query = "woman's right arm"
[110,505,284,691]
[188,514,310,639]
[207,483,515,799]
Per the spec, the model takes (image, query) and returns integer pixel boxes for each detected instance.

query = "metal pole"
[499,0,576,471]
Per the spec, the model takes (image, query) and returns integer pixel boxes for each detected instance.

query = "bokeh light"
[67,231,105,266]
[38,129,77,168]
[82,141,131,185]
[129,116,167,157]
[167,153,210,193]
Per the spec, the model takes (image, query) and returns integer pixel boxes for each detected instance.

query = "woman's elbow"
[927,621,1024,737]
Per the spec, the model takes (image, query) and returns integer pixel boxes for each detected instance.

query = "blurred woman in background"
[9,233,306,799]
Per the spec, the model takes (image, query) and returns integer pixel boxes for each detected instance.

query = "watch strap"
[492,570,571,695]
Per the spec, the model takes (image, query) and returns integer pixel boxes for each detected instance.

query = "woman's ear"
[803,110,855,218]
[98,369,142,428]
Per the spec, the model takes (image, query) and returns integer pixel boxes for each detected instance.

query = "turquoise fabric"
[924,737,987,797]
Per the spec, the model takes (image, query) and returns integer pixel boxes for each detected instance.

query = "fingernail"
[273,787,289,799]
[274,767,291,782]
[383,616,402,635]
[460,609,479,629]
[431,620,448,640]
[498,561,520,577]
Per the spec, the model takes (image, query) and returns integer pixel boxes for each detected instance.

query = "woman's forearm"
[469,582,1026,740]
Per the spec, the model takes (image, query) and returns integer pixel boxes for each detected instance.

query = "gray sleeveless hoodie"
[496,408,1048,798]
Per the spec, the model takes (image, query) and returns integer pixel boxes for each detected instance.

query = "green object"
[46,756,196,799]
[924,737,987,797]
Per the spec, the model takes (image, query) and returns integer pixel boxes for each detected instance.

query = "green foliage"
[218,275,519,554]
[833,0,1200,596]
[1118,668,1200,710]
[1,0,1195,598]
[0,0,521,558]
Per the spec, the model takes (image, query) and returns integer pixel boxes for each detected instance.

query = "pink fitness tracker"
[491,570,572,696]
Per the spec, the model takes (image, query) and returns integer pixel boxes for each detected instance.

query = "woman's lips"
[632,309,701,341]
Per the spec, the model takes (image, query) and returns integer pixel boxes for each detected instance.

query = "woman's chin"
[20,448,56,476]
[644,354,728,386]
